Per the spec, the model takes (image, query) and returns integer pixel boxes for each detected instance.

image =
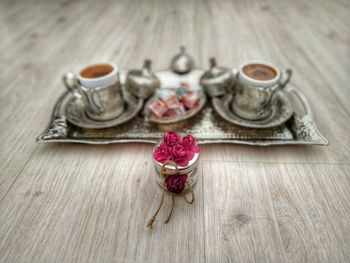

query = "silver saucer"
[64,90,143,129]
[212,91,293,129]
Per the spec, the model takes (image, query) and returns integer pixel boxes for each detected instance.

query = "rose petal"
[165,173,188,194]
[163,132,180,146]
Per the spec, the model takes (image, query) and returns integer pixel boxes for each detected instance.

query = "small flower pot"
[152,141,200,192]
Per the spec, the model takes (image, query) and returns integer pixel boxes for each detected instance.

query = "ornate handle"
[63,72,79,92]
[62,72,103,114]
[279,68,293,88]
[232,68,239,78]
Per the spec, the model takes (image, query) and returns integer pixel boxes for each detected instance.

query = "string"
[147,161,175,229]
[146,182,165,229]
[147,160,195,229]
[164,195,175,224]
[182,182,195,204]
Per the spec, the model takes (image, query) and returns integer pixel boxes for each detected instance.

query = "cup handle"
[279,68,292,89]
[62,72,103,114]
[63,72,79,93]
[63,72,85,102]
[232,68,239,78]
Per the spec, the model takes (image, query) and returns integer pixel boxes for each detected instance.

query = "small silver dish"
[144,89,206,124]
[144,69,207,124]
[212,91,293,129]
[64,90,143,129]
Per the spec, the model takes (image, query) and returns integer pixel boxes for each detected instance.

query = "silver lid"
[200,57,235,97]
[170,46,195,74]
[125,59,160,99]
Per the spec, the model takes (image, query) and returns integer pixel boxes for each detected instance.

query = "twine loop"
[147,160,195,229]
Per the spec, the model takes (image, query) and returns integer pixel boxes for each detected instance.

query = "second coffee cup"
[232,61,292,120]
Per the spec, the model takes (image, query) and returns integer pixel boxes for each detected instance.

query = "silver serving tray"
[37,69,328,146]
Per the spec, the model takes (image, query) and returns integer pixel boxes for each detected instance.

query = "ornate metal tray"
[37,68,328,146]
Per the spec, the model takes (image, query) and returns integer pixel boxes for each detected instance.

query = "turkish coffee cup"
[231,61,292,120]
[63,63,124,121]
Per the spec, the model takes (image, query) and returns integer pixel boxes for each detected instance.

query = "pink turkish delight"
[180,82,190,90]
[181,92,199,109]
[164,104,186,117]
[162,93,181,109]
[149,99,168,117]
[164,108,179,117]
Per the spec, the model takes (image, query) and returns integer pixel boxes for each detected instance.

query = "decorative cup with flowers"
[152,132,200,193]
[147,132,200,228]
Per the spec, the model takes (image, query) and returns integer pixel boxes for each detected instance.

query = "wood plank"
[264,163,350,263]
[0,143,205,263]
[202,161,286,263]
[203,161,350,263]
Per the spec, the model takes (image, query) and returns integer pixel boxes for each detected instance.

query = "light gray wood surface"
[0,0,349,262]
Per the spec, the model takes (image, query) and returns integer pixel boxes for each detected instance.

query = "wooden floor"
[1,0,350,262]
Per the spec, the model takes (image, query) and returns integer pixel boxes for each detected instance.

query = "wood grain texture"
[0,0,349,262]
[203,161,286,263]
[0,144,204,263]
[203,162,350,263]
[265,163,350,263]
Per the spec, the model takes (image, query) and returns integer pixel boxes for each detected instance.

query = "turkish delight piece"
[149,99,168,117]
[162,93,181,109]
[181,92,199,109]
[180,82,190,90]
[164,108,180,117]
[163,103,186,118]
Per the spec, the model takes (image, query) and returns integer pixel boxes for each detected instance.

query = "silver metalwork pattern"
[38,116,68,140]
[37,66,328,146]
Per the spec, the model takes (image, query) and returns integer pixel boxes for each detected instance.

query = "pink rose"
[163,132,180,146]
[153,142,172,163]
[169,144,193,166]
[180,134,200,153]
[153,132,199,166]
[165,173,188,194]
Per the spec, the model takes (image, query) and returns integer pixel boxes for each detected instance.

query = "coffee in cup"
[242,64,277,81]
[80,64,114,78]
